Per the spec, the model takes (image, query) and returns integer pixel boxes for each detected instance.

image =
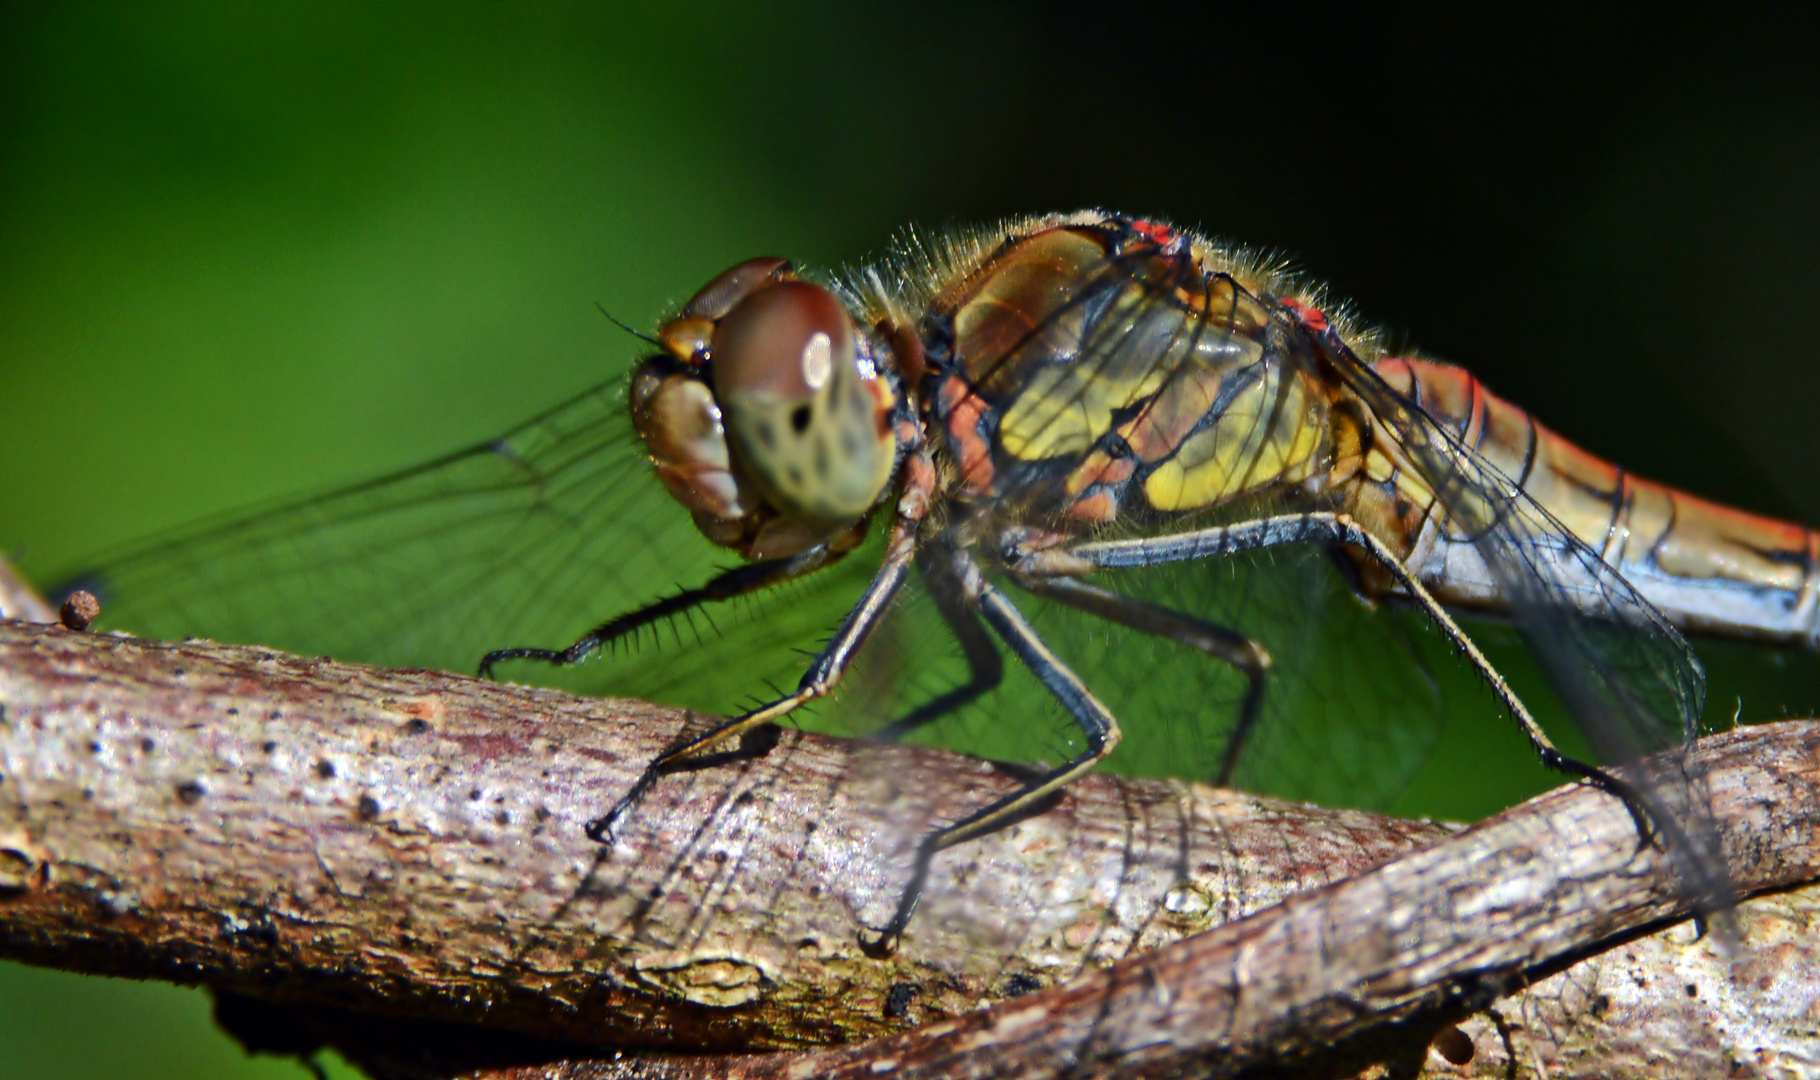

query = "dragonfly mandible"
[74,211,1810,951]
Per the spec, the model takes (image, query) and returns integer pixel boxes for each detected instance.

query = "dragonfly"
[69,210,1811,952]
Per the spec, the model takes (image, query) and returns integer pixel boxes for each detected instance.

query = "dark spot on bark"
[270,710,282,720]
[140,737,155,754]
[494,809,510,826]
[225,707,238,716]
[1432,1024,1474,1065]
[171,668,185,677]
[1002,973,1042,997]
[404,718,430,734]
[86,741,100,754]
[710,850,728,864]
[468,788,482,801]
[315,760,336,780]
[356,796,381,821]
[1686,983,1699,998]
[175,780,207,805]
[791,403,812,434]
[534,806,551,822]
[884,982,920,1019]
[261,741,277,754]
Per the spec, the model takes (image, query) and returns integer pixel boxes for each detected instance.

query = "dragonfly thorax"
[631,258,902,561]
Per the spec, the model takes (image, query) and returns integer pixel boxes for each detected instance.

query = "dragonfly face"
[631,259,901,561]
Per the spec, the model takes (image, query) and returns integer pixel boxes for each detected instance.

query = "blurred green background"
[5,3,1820,1077]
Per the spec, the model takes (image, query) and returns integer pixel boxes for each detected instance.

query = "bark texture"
[0,617,1815,1079]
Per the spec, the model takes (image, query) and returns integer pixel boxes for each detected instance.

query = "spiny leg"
[1036,511,1651,817]
[477,544,851,677]
[1011,574,1271,786]
[861,544,1121,956]
[871,544,1006,742]
[590,522,922,843]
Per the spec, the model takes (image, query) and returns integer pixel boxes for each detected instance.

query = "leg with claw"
[1011,573,1271,785]
[593,447,939,842]
[1035,511,1650,815]
[591,522,920,842]
[861,542,1122,956]
[477,544,853,677]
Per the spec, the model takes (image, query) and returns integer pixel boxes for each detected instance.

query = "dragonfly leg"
[477,545,851,677]
[871,544,1005,742]
[590,524,920,843]
[594,446,938,843]
[860,544,1121,957]
[1010,573,1271,786]
[1045,512,1626,799]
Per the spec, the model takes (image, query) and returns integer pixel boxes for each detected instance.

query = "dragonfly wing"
[815,542,1443,812]
[1319,333,1730,909]
[66,374,875,714]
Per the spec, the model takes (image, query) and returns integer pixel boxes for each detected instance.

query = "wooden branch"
[0,554,55,624]
[1,615,1816,1079]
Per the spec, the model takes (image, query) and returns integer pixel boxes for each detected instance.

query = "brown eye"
[710,281,852,402]
[683,257,793,321]
[709,280,896,532]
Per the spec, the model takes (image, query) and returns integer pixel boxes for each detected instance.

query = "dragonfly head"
[631,258,900,560]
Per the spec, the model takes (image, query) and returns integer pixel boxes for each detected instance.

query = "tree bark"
[0,613,1815,1079]
[0,553,55,623]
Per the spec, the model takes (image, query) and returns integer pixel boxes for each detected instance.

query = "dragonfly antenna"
[596,302,661,347]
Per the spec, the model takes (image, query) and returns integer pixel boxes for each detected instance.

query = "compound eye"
[710,281,894,531]
[683,257,793,320]
[710,281,851,405]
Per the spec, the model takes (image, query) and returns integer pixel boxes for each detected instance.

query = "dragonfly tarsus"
[1060,509,1692,849]
[585,509,924,844]
[860,543,1122,957]
[476,546,851,679]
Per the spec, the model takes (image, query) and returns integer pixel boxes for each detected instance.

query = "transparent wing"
[1316,328,1730,910]
[809,541,1441,812]
[68,374,876,716]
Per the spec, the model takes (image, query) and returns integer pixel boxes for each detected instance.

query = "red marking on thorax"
[1276,297,1330,332]
[1130,219,1176,245]
[938,375,996,495]
[1065,491,1117,524]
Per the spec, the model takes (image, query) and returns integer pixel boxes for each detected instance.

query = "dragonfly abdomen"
[1379,357,1820,646]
